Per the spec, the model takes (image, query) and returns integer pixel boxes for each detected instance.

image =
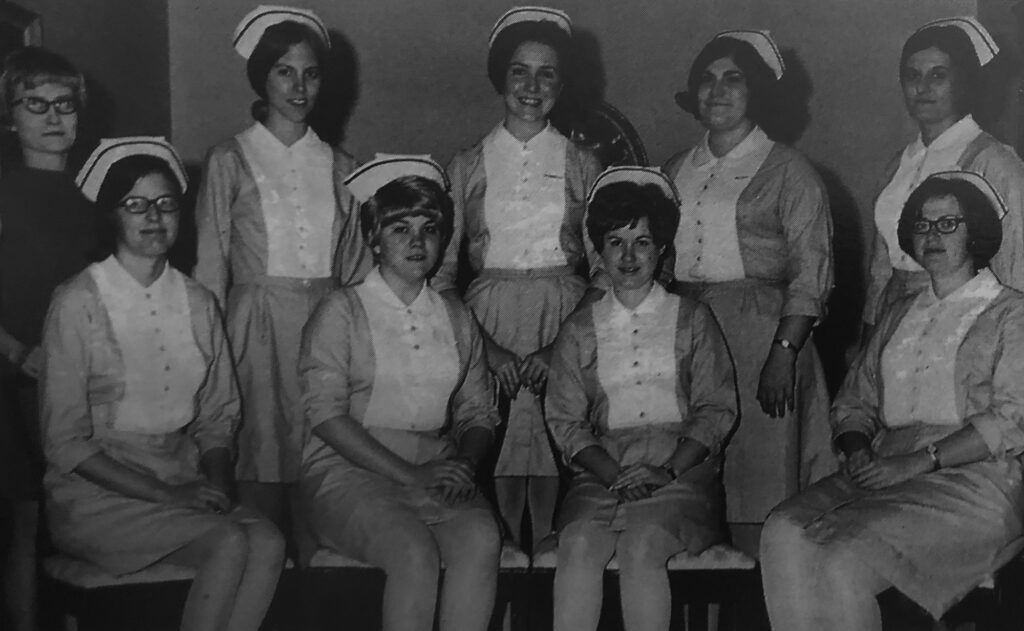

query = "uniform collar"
[605,281,669,317]
[907,115,982,158]
[692,125,770,168]
[362,266,435,314]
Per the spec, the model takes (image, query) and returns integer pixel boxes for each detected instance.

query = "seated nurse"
[545,167,738,631]
[42,138,284,631]
[761,171,1024,630]
[299,156,501,631]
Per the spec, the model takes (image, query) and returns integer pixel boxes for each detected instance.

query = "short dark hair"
[676,37,778,130]
[95,155,183,258]
[359,175,454,254]
[586,182,680,254]
[900,25,982,118]
[0,47,86,124]
[246,20,328,121]
[897,176,1002,269]
[486,20,572,94]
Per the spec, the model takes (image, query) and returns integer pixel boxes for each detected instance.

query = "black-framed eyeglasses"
[12,96,78,115]
[906,215,967,235]
[118,195,181,215]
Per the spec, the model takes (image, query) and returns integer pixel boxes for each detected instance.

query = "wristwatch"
[772,337,799,352]
[660,461,678,480]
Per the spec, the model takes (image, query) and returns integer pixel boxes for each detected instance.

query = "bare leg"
[358,511,442,631]
[225,518,285,631]
[432,508,501,631]
[761,511,887,631]
[553,520,617,631]
[494,477,526,545]
[2,499,37,631]
[165,521,250,631]
[526,476,559,551]
[616,524,680,631]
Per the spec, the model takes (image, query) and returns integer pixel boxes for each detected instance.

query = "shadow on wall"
[770,49,813,146]
[168,162,202,275]
[310,27,360,148]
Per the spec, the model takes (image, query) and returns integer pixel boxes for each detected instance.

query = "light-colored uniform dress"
[41,256,244,575]
[865,115,1024,324]
[664,126,834,523]
[545,284,738,549]
[299,269,499,561]
[441,123,602,477]
[194,122,372,483]
[770,269,1024,617]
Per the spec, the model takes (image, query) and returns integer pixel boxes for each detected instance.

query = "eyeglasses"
[907,216,967,235]
[12,96,78,115]
[118,195,181,215]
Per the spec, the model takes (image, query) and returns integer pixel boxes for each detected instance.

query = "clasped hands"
[413,457,479,505]
[491,345,551,398]
[163,478,234,514]
[607,463,674,502]
[842,448,932,490]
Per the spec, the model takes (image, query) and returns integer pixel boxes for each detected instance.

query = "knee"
[244,518,286,567]
[760,510,808,561]
[452,512,501,564]
[557,521,614,568]
[615,524,674,571]
[375,522,441,580]
[206,521,251,567]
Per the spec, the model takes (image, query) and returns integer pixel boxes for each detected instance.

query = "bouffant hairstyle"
[675,36,778,130]
[586,182,680,254]
[359,175,455,255]
[246,20,328,121]
[486,20,572,94]
[897,176,1002,270]
[900,25,982,118]
[0,46,86,124]
[94,155,183,259]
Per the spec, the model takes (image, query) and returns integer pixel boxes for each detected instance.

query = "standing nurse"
[194,6,371,534]
[665,31,834,554]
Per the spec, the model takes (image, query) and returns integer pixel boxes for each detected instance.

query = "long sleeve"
[435,151,475,293]
[447,301,499,442]
[831,304,895,442]
[680,302,738,454]
[40,281,102,475]
[545,314,600,463]
[863,227,893,326]
[188,289,240,456]
[777,154,833,318]
[193,146,238,306]
[299,292,356,430]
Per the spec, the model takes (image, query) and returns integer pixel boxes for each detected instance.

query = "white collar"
[692,125,771,168]
[361,266,434,314]
[98,254,174,295]
[605,282,669,317]
[246,122,323,155]
[489,120,563,153]
[907,115,982,158]
[921,267,1001,306]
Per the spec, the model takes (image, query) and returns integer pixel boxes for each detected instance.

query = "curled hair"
[586,182,680,254]
[246,20,328,121]
[0,47,86,125]
[94,155,183,259]
[897,177,1002,269]
[676,37,778,132]
[487,20,572,94]
[900,25,982,118]
[359,175,454,255]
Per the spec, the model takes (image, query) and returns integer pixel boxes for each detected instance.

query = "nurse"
[665,30,834,554]
[864,16,1024,328]
[300,156,501,631]
[439,6,602,552]
[193,5,371,533]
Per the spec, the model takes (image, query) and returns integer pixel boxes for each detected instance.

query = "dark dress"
[0,167,96,499]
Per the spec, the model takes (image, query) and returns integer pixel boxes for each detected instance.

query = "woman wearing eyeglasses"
[0,47,96,631]
[42,138,284,631]
[761,171,1024,630]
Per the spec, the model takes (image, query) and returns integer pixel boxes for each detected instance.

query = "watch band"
[772,337,799,352]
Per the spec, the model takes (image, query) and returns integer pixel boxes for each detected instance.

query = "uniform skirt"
[465,267,585,477]
[674,279,834,522]
[227,276,337,483]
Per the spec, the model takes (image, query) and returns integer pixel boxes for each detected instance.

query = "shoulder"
[50,267,102,314]
[331,146,359,176]
[764,142,820,179]
[181,273,220,313]
[964,133,1024,176]
[663,148,696,178]
[981,285,1024,321]
[204,137,245,164]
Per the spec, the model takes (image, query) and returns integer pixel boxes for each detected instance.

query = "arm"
[863,227,892,330]
[333,155,374,287]
[433,153,470,294]
[193,147,235,306]
[545,315,606,471]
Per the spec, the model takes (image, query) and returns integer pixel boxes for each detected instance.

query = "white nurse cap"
[587,166,680,205]
[714,30,785,80]
[926,170,1007,219]
[76,137,188,202]
[344,154,450,204]
[233,5,330,59]
[915,16,999,66]
[489,6,572,47]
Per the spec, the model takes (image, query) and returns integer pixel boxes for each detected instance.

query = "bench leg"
[61,613,79,631]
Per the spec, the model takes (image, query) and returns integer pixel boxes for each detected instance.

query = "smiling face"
[503,40,562,129]
[912,194,973,277]
[264,41,321,128]
[901,46,960,131]
[697,56,751,133]
[601,217,663,294]
[376,214,442,286]
[115,171,180,260]
[11,81,78,167]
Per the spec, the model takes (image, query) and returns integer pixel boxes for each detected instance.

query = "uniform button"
[150,310,157,316]
[159,346,166,352]
[636,380,642,385]
[165,365,171,371]
[413,344,420,350]
[164,386,170,392]
[632,361,640,367]
[696,201,702,206]
[632,329,638,335]
[639,411,646,418]
[697,238,702,244]
[145,293,151,299]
